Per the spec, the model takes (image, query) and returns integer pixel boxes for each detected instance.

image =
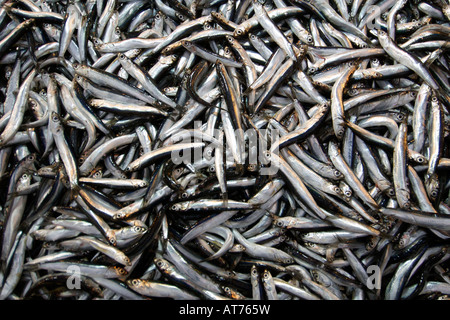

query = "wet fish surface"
[0,0,449,301]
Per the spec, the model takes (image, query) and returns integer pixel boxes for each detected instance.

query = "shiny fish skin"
[0,0,449,302]
[377,29,439,91]
[127,278,200,300]
[252,0,298,62]
[393,122,411,209]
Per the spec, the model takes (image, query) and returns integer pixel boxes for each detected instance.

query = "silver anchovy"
[0,0,449,302]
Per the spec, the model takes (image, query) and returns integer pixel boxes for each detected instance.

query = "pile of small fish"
[0,0,450,301]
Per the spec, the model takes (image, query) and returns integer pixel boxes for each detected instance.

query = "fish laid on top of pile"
[0,0,450,300]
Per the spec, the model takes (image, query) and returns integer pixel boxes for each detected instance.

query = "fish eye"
[348,89,358,96]
[205,148,213,157]
[131,279,139,286]
[115,267,127,275]
[156,260,164,267]
[367,239,376,249]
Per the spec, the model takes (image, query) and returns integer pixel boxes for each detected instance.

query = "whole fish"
[0,0,448,302]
